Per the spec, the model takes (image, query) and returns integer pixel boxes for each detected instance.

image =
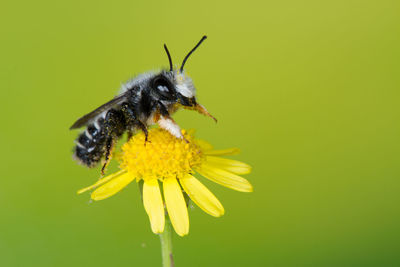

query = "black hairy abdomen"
[73,110,125,167]
[72,85,162,168]
[73,119,107,167]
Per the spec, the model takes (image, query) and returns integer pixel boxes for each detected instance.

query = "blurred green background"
[1,0,399,266]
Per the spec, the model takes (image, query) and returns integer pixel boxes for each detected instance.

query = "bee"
[70,36,216,174]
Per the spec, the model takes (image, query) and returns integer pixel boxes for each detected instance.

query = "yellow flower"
[78,128,252,236]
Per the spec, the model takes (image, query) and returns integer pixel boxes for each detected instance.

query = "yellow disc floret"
[120,128,204,181]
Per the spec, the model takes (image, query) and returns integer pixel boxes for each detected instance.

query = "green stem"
[160,217,174,267]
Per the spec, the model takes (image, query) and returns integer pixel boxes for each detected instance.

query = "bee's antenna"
[164,44,173,71]
[180,35,207,72]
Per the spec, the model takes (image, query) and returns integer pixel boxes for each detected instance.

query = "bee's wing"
[69,93,128,129]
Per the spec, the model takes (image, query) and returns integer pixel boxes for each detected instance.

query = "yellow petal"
[91,172,135,201]
[163,178,189,236]
[205,156,252,175]
[180,174,224,217]
[204,148,240,156]
[196,164,253,192]
[143,180,165,234]
[77,170,127,194]
[194,139,213,151]
[185,128,196,136]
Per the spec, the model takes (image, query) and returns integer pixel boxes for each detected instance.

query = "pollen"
[120,128,204,182]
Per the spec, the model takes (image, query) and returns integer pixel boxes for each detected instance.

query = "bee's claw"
[101,164,107,176]
[144,139,151,146]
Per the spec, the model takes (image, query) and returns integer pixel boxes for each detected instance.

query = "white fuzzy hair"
[119,71,157,94]
[174,71,196,98]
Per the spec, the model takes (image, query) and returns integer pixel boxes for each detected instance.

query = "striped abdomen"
[73,118,107,167]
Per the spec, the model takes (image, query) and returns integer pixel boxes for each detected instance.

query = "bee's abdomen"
[73,119,107,167]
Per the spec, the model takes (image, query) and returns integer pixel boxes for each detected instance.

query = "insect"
[70,36,216,174]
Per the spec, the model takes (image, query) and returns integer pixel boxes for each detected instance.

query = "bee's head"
[161,36,207,107]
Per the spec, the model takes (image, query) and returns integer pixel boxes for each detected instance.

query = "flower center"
[120,128,204,181]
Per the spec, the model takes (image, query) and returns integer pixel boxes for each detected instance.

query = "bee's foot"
[144,139,151,146]
[101,164,107,177]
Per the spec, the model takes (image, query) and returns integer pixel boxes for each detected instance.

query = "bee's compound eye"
[152,76,175,100]
[153,77,170,92]
[157,84,169,92]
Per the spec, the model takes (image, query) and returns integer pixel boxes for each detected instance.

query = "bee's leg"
[121,102,149,144]
[100,109,124,176]
[135,120,149,144]
[101,137,114,176]
[158,101,170,117]
[121,103,136,142]
[121,103,137,125]
[157,102,186,141]
[158,115,185,140]
[127,131,133,141]
[157,115,187,144]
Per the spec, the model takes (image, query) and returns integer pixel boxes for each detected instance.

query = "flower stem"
[160,217,174,267]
